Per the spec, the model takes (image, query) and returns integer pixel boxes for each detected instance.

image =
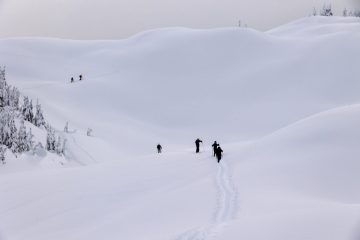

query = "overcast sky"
[0,0,358,39]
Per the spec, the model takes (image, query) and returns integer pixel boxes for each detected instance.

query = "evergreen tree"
[0,67,57,156]
[16,120,29,153]
[0,108,17,149]
[354,10,360,17]
[313,7,317,16]
[0,146,5,164]
[46,127,56,151]
[27,128,35,153]
[34,100,45,127]
[9,118,17,149]
[22,96,34,122]
[10,87,20,109]
[64,122,69,133]
[0,67,7,108]
[55,136,62,155]
[29,100,34,123]
[343,8,348,17]
[0,67,20,109]
[320,4,333,16]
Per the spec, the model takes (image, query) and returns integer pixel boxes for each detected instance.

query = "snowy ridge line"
[174,160,238,240]
[257,103,360,142]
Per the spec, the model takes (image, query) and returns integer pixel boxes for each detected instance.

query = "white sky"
[0,0,358,39]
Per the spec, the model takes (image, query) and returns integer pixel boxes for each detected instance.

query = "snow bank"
[222,104,360,239]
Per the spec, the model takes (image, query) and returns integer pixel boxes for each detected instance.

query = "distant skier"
[212,141,219,157]
[195,138,203,153]
[71,77,74,83]
[157,144,162,153]
[215,145,223,163]
[79,74,83,81]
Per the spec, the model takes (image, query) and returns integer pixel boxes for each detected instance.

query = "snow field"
[0,16,360,239]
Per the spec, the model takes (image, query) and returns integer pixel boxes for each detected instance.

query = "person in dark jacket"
[79,74,83,81]
[215,146,223,163]
[71,77,74,83]
[195,138,202,153]
[212,141,219,157]
[157,144,162,153]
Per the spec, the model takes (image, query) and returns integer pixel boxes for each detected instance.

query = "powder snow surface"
[0,16,360,240]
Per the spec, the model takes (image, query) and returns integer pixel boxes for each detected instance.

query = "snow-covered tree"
[64,122,69,133]
[15,120,29,153]
[0,145,5,164]
[22,96,34,123]
[27,128,35,152]
[33,142,45,156]
[34,100,45,127]
[0,108,17,149]
[46,127,56,151]
[313,7,318,16]
[320,4,333,16]
[354,10,360,17]
[0,67,61,156]
[0,67,6,108]
[10,87,20,109]
[9,118,17,148]
[55,136,62,155]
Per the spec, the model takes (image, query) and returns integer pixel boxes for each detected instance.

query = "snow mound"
[223,104,360,239]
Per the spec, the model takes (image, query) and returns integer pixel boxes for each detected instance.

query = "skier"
[215,145,223,163]
[157,144,162,153]
[79,74,83,81]
[212,141,219,157]
[195,138,202,153]
[71,77,74,83]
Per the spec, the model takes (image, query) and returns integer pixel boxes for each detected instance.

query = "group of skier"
[195,138,223,162]
[156,138,224,163]
[211,141,223,163]
[70,74,83,83]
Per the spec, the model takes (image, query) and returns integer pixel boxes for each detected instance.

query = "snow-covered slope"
[0,16,360,240]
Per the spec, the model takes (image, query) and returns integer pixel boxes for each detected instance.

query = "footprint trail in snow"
[174,160,238,240]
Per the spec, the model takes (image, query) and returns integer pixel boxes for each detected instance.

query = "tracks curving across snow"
[174,160,238,240]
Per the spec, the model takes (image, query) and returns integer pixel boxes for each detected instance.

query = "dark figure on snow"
[195,138,202,153]
[157,144,162,153]
[79,75,83,81]
[215,146,223,163]
[212,141,219,157]
[71,77,74,83]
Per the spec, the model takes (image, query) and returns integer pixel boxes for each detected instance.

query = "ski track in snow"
[174,160,238,240]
